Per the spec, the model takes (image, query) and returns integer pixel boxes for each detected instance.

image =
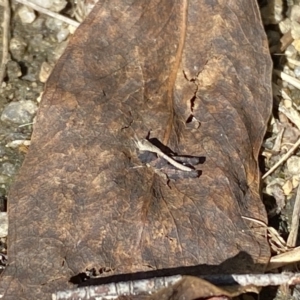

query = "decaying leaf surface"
[0,0,272,299]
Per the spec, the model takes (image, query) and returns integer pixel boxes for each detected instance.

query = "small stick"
[14,0,80,28]
[274,69,300,90]
[287,182,300,247]
[0,0,10,85]
[54,272,300,300]
[134,137,193,172]
[262,137,300,179]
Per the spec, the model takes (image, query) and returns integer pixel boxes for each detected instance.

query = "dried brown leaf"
[0,0,272,299]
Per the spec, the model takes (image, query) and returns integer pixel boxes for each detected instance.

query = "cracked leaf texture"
[0,0,272,299]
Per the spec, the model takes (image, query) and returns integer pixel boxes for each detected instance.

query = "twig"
[274,69,300,90]
[0,0,10,85]
[262,136,300,179]
[53,273,300,300]
[14,0,80,28]
[18,121,34,127]
[287,182,300,247]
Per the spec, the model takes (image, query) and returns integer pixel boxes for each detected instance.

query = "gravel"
[0,0,86,265]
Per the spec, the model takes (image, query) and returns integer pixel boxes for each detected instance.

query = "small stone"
[31,0,52,8]
[39,62,53,83]
[31,0,67,12]
[5,140,31,149]
[6,61,22,80]
[293,39,300,53]
[282,179,293,195]
[31,17,44,29]
[21,67,37,82]
[45,17,63,31]
[17,5,36,24]
[1,162,17,177]
[51,0,68,12]
[0,174,10,185]
[286,155,300,175]
[279,18,291,34]
[0,212,8,238]
[291,21,300,39]
[68,24,77,34]
[295,66,300,78]
[56,28,70,43]
[290,5,300,22]
[1,100,38,125]
[285,44,297,57]
[9,37,27,61]
[283,99,293,107]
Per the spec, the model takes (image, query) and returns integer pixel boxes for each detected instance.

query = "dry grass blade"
[262,137,300,179]
[267,246,300,270]
[286,182,300,247]
[241,216,291,254]
[0,0,10,85]
[274,69,300,90]
[262,99,300,179]
[14,0,80,27]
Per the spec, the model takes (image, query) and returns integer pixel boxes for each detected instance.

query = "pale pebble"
[1,100,38,125]
[0,213,8,238]
[286,155,300,175]
[18,5,36,24]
